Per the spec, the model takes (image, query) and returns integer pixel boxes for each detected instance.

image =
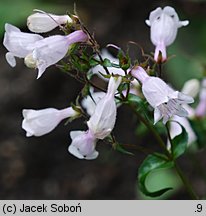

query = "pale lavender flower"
[25,30,88,78]
[168,79,198,147]
[3,23,43,67]
[22,107,78,137]
[131,66,194,124]
[87,76,122,139]
[195,78,206,118]
[27,11,72,33]
[68,130,98,160]
[146,6,189,62]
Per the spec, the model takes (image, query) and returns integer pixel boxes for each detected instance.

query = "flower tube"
[25,30,88,78]
[131,66,194,124]
[22,107,78,137]
[87,76,122,139]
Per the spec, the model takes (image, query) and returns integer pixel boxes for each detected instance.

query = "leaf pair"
[138,123,188,197]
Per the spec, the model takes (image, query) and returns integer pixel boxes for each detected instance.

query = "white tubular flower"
[131,66,194,124]
[27,12,72,33]
[195,78,206,118]
[68,130,98,160]
[145,6,189,62]
[81,91,106,116]
[22,107,78,137]
[3,23,43,67]
[25,30,88,79]
[87,76,122,139]
[168,79,197,148]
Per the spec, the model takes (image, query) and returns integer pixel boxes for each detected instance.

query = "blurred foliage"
[166,15,206,89]
[0,0,72,35]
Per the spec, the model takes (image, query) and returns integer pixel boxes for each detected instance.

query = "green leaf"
[127,93,147,111]
[117,50,131,70]
[81,84,90,98]
[138,154,174,197]
[127,93,143,104]
[171,122,188,159]
[102,58,113,67]
[89,58,99,67]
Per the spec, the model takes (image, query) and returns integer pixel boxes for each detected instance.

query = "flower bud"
[24,53,37,69]
[27,12,72,33]
[181,79,200,98]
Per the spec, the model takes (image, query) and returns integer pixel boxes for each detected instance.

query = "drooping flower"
[87,76,122,139]
[22,107,78,137]
[145,6,189,62]
[3,23,43,67]
[24,30,88,78]
[131,66,194,124]
[195,78,206,118]
[27,11,73,33]
[68,130,98,160]
[168,79,198,147]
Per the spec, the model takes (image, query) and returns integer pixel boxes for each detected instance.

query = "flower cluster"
[3,12,88,79]
[3,6,205,164]
[4,5,206,199]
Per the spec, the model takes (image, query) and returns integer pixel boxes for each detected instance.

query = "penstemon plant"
[3,5,206,199]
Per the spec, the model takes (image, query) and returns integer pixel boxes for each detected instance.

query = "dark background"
[0,0,206,199]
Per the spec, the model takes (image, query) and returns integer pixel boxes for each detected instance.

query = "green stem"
[174,161,198,200]
[165,123,174,156]
[128,103,198,199]
[128,103,171,159]
[165,124,198,199]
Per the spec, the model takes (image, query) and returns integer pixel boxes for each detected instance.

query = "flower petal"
[5,52,16,67]
[178,92,194,104]
[154,107,163,124]
[68,145,84,159]
[70,131,85,140]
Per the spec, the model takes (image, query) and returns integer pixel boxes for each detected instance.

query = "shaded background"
[0,0,206,199]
